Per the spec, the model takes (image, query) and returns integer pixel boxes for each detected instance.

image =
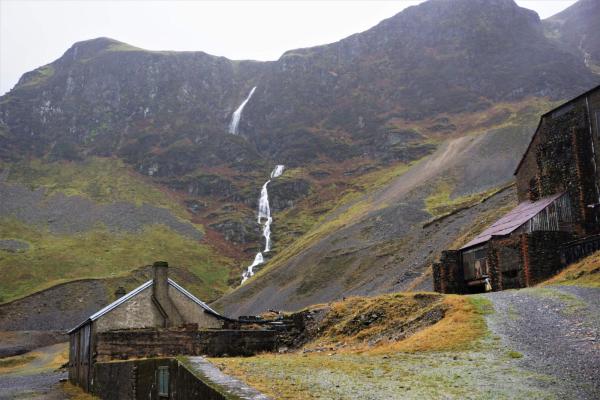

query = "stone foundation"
[92,358,257,400]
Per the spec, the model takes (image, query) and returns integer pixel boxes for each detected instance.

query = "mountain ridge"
[0,0,599,313]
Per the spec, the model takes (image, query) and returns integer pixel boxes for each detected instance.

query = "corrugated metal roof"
[460,192,565,250]
[68,278,223,333]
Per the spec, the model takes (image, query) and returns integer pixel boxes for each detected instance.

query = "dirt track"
[0,343,69,400]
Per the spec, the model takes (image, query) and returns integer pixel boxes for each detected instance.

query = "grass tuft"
[507,350,524,359]
[543,250,600,288]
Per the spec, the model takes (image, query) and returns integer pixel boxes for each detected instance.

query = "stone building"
[68,261,229,392]
[434,85,600,294]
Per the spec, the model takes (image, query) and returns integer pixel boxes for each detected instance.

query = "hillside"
[0,0,599,317]
[544,0,600,73]
[0,158,236,305]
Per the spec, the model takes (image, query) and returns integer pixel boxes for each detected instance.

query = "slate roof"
[68,278,223,333]
[460,192,565,250]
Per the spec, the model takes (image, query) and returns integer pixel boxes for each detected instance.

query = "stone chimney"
[152,261,184,327]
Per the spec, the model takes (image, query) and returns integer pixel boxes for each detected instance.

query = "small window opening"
[158,366,169,397]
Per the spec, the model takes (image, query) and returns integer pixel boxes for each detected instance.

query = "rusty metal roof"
[460,192,565,250]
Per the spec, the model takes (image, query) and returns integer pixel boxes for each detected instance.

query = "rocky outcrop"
[209,217,262,245]
[268,178,311,212]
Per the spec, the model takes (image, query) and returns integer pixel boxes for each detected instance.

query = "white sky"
[0,0,578,95]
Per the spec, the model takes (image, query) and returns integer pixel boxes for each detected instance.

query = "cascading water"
[229,86,257,135]
[241,165,285,284]
[271,165,284,178]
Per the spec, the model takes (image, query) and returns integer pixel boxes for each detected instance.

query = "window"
[158,366,169,397]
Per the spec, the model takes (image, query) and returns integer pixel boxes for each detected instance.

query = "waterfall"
[241,253,264,284]
[270,165,285,179]
[229,86,257,135]
[241,165,285,284]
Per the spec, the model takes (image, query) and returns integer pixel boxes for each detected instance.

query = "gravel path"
[0,371,67,399]
[484,286,600,400]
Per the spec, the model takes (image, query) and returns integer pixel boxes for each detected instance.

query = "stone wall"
[524,231,573,285]
[433,250,468,294]
[94,283,224,332]
[560,234,600,265]
[92,358,235,400]
[515,90,600,235]
[96,327,277,361]
[487,236,524,291]
[169,286,223,329]
[95,286,164,332]
[434,231,574,294]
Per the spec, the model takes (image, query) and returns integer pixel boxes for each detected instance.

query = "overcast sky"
[0,0,578,95]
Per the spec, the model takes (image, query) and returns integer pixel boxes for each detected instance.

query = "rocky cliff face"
[243,0,595,144]
[0,0,596,171]
[544,0,600,72]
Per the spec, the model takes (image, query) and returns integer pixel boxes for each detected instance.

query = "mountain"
[0,0,599,317]
[544,0,600,73]
[0,0,595,168]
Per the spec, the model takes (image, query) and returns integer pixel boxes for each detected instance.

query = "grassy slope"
[544,250,600,288]
[0,219,230,302]
[211,293,552,399]
[266,161,416,273]
[0,158,235,303]
[4,158,189,218]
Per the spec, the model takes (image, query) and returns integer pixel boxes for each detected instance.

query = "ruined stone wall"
[95,286,163,332]
[95,328,277,360]
[435,231,574,294]
[169,286,223,329]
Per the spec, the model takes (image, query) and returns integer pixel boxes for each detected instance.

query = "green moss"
[424,179,501,217]
[0,218,232,303]
[507,350,524,359]
[6,158,190,219]
[0,354,36,369]
[106,42,143,52]
[468,296,494,316]
[527,288,586,315]
[20,65,55,87]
